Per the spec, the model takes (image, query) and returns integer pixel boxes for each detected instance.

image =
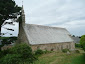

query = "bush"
[35,49,44,55]
[2,49,10,55]
[43,50,53,54]
[0,43,37,64]
[10,44,37,63]
[83,53,85,58]
[62,49,69,53]
[75,43,81,48]
[0,49,10,59]
[0,51,3,58]
[10,44,32,58]
[80,35,85,51]
[0,54,21,64]
[75,50,80,53]
[0,45,3,51]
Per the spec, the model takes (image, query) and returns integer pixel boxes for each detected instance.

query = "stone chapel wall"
[31,42,75,51]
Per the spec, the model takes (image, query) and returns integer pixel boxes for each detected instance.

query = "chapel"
[18,6,75,51]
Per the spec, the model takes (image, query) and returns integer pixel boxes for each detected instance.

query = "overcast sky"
[1,0,85,37]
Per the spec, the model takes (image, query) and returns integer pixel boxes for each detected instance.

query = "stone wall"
[31,42,75,51]
[17,23,29,45]
[1,45,13,51]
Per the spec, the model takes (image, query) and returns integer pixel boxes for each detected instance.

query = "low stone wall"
[31,42,75,51]
[1,45,13,51]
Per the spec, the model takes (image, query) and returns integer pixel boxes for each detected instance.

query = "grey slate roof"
[72,37,80,43]
[24,24,73,45]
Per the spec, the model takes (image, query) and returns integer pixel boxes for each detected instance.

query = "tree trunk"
[0,20,5,37]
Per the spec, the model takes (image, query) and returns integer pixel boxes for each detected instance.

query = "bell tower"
[21,4,25,26]
[17,3,26,43]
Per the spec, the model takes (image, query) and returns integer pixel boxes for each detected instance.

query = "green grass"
[66,54,85,64]
[33,49,85,64]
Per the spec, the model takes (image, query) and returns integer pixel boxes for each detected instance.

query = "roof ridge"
[26,24,65,29]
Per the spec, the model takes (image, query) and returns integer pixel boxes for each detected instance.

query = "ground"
[33,48,85,64]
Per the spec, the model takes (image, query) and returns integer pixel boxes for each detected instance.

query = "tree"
[0,0,21,36]
[1,37,17,45]
[80,35,85,51]
[72,35,75,37]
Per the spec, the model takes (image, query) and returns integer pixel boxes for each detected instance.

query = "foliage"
[80,35,85,51]
[83,53,85,58]
[72,35,75,37]
[0,51,3,58]
[75,43,81,48]
[9,37,17,42]
[0,37,17,51]
[2,49,10,56]
[62,49,69,53]
[75,50,80,53]
[1,37,17,45]
[0,45,3,51]
[2,38,11,45]
[0,0,21,36]
[0,37,9,39]
[0,54,21,64]
[0,43,37,64]
[0,0,21,24]
[43,50,53,54]
[35,49,44,55]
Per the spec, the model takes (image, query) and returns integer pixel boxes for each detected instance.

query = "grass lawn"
[33,49,85,64]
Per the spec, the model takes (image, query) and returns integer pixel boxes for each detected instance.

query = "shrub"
[80,35,85,51]
[0,45,3,51]
[10,44,32,58]
[0,43,37,64]
[10,43,37,63]
[35,49,44,55]
[0,54,21,64]
[0,46,1,51]
[83,53,85,58]
[0,51,3,58]
[2,49,10,55]
[75,50,80,53]
[62,49,69,53]
[43,50,53,54]
[75,43,81,48]
[0,49,10,58]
